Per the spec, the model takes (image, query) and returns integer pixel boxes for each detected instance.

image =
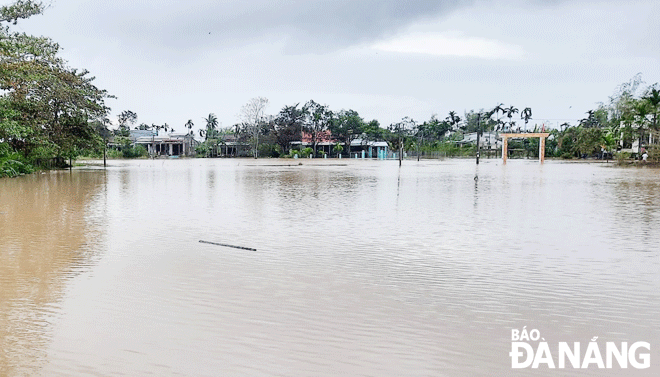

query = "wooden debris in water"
[199,240,257,251]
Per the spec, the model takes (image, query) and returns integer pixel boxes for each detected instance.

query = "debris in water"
[199,240,256,251]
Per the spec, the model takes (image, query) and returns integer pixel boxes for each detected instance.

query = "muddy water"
[1,159,658,376]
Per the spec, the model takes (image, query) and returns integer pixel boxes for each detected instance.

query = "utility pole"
[399,133,402,166]
[476,113,481,165]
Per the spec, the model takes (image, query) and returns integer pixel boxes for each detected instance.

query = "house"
[349,139,389,158]
[289,130,336,155]
[291,131,390,158]
[456,132,501,149]
[134,132,198,157]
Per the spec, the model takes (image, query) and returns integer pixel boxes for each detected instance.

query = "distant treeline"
[2,1,658,177]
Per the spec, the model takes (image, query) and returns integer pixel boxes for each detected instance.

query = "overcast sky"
[15,0,660,133]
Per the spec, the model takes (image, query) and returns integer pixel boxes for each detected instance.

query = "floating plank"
[199,240,256,251]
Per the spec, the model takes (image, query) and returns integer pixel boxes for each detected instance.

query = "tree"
[607,73,644,122]
[575,127,605,157]
[446,111,461,130]
[633,100,650,153]
[332,142,343,157]
[203,113,219,140]
[362,119,383,142]
[91,117,111,167]
[182,119,194,155]
[492,103,505,125]
[0,1,112,167]
[273,104,305,153]
[579,109,607,129]
[117,110,137,134]
[329,109,364,157]
[504,106,518,131]
[240,97,268,158]
[423,115,451,141]
[303,100,331,156]
[0,0,43,23]
[521,107,532,132]
[463,110,487,133]
[643,86,660,131]
[386,117,415,165]
[185,119,194,135]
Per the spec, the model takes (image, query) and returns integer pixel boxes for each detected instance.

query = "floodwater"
[1,158,658,376]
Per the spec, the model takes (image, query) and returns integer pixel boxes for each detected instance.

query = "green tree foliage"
[328,109,364,156]
[362,119,383,142]
[0,1,112,175]
[504,106,518,130]
[273,104,305,153]
[418,115,451,142]
[116,110,137,135]
[446,111,461,130]
[386,117,415,152]
[521,107,532,131]
[643,87,660,131]
[303,100,331,155]
[199,113,219,140]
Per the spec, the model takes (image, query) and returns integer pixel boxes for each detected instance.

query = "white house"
[457,132,501,149]
[134,133,198,157]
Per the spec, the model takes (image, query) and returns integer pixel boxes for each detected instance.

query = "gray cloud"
[18,0,657,130]
[94,0,479,53]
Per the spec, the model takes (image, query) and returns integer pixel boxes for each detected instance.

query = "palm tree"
[496,119,506,132]
[204,113,219,139]
[633,100,650,154]
[446,111,461,130]
[643,87,660,131]
[579,110,599,128]
[185,119,194,135]
[521,107,532,132]
[184,119,195,156]
[505,106,518,131]
[492,103,505,124]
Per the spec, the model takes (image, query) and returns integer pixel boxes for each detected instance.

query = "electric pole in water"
[476,113,481,165]
[399,134,402,167]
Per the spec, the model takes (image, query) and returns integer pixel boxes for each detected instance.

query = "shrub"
[300,147,314,158]
[0,145,34,177]
[122,144,148,158]
[106,149,123,159]
[258,143,280,158]
[287,149,301,158]
[560,152,574,159]
[616,151,631,165]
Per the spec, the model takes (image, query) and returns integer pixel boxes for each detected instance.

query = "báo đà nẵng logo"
[509,327,650,369]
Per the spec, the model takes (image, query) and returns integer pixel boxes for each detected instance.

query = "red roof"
[301,130,336,143]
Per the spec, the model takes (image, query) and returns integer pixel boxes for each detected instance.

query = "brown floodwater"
[1,158,658,376]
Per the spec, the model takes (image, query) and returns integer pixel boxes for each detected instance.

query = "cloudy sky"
[16,0,660,133]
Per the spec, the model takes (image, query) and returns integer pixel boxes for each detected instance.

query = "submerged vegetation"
[1,1,658,177]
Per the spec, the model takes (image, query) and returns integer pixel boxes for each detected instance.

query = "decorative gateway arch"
[501,133,550,164]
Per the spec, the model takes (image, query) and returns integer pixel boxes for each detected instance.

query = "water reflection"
[0,171,107,376]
